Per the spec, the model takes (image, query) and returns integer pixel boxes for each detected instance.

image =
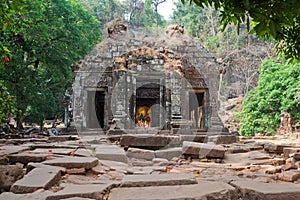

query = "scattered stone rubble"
[0,132,300,200]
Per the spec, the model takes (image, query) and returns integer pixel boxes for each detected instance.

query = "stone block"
[279,170,300,182]
[231,180,300,199]
[0,145,29,155]
[180,135,207,143]
[0,191,53,200]
[0,164,23,192]
[120,173,197,187]
[43,156,98,169]
[126,148,155,161]
[208,135,237,144]
[109,180,236,200]
[264,143,290,154]
[294,152,300,161]
[154,147,182,160]
[98,160,129,173]
[10,166,62,193]
[95,144,128,163]
[32,148,75,155]
[120,134,177,149]
[264,166,282,174]
[283,147,300,158]
[182,141,225,159]
[66,168,86,175]
[8,153,50,165]
[46,183,118,200]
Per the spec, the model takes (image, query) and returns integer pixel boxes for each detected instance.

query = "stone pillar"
[112,70,127,129]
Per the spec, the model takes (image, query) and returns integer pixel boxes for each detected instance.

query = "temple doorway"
[87,90,105,128]
[135,83,161,127]
[189,92,204,129]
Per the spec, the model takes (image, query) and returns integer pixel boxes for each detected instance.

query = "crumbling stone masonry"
[72,23,224,134]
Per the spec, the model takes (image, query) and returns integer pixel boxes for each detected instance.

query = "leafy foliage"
[238,59,300,136]
[182,0,300,60]
[0,81,16,121]
[0,0,102,127]
[77,0,125,28]
[0,0,27,61]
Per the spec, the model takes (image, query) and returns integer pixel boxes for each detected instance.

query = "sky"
[157,0,176,20]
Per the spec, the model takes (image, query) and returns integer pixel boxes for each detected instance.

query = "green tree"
[238,59,300,136]
[0,0,102,128]
[0,0,27,61]
[78,0,125,27]
[182,0,300,60]
[0,81,16,122]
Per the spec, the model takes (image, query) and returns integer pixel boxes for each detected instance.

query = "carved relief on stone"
[136,88,160,99]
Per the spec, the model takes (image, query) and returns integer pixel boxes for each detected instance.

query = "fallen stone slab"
[62,198,94,200]
[182,141,225,159]
[8,152,50,164]
[126,166,167,174]
[126,148,155,161]
[294,152,300,161]
[120,173,197,187]
[48,135,79,142]
[226,144,250,154]
[74,148,94,157]
[43,156,98,169]
[279,170,300,182]
[95,144,128,163]
[26,162,66,173]
[0,164,23,192]
[0,145,29,155]
[120,134,177,149]
[10,166,63,193]
[180,135,207,143]
[224,150,272,166]
[0,191,53,200]
[264,143,290,154]
[208,135,237,144]
[231,180,300,200]
[32,148,76,155]
[283,147,300,158]
[98,160,129,173]
[155,147,182,160]
[46,183,118,200]
[109,180,236,200]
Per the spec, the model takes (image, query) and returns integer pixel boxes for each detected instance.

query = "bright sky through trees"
[157,0,175,20]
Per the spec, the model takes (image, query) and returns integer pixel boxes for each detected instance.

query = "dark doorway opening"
[87,91,105,128]
[135,83,161,127]
[189,92,204,129]
[95,91,105,128]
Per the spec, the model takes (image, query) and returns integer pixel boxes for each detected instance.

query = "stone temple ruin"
[72,22,225,134]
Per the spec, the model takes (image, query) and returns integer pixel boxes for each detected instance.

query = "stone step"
[155,147,182,160]
[120,173,197,187]
[45,183,118,200]
[109,180,235,200]
[95,144,128,163]
[283,147,300,158]
[120,134,179,149]
[0,191,54,200]
[126,148,155,161]
[8,153,50,165]
[231,180,300,200]
[208,135,237,144]
[10,166,63,193]
[42,156,98,169]
[182,141,225,159]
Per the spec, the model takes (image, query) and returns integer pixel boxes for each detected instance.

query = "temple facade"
[72,23,224,133]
